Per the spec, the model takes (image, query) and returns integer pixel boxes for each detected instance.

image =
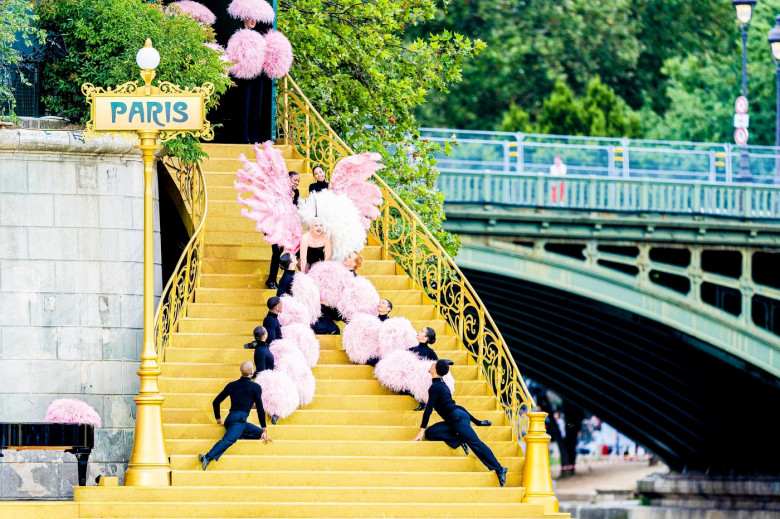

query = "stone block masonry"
[0,129,162,499]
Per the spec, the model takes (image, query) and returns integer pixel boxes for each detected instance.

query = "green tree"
[278,0,485,254]
[34,0,232,162]
[1,0,46,119]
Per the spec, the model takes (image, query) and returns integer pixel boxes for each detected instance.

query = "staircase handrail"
[276,75,536,440]
[154,157,208,362]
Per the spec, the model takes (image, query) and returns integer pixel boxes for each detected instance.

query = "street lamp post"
[733,0,756,179]
[767,15,780,182]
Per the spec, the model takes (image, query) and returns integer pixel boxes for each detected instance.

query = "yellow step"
[162,424,513,442]
[162,393,496,411]
[201,143,294,159]
[76,500,540,518]
[170,469,522,489]
[161,408,503,426]
[159,363,476,380]
[167,333,460,350]
[159,377,488,396]
[196,273,410,290]
[163,347,469,365]
[0,503,77,519]
[203,157,306,174]
[169,454,522,473]
[174,317,446,335]
[75,485,525,504]
[202,243,383,260]
[201,258,401,276]
[194,287,426,305]
[203,231,265,245]
[163,439,518,458]
[186,302,435,320]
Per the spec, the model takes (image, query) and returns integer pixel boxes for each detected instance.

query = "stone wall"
[0,129,161,499]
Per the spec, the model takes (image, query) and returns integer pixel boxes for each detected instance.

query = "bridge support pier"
[521,412,559,513]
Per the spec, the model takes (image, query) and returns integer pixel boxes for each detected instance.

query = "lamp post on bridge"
[768,15,780,182]
[733,0,756,180]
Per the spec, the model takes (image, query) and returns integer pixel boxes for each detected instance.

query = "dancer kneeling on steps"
[412,359,508,487]
[198,362,272,470]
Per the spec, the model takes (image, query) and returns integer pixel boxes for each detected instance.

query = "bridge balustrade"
[438,172,780,218]
[420,128,780,185]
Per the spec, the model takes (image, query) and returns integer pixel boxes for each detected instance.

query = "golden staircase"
[66,142,563,518]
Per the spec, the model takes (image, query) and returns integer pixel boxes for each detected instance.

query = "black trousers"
[205,411,264,462]
[237,75,273,144]
[267,244,282,284]
[312,317,340,335]
[425,408,502,472]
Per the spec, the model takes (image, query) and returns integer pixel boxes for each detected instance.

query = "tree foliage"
[34,0,232,162]
[1,0,46,119]
[278,0,485,255]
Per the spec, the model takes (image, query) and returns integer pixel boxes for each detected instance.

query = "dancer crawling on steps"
[244,326,274,379]
[412,359,508,487]
[198,362,272,470]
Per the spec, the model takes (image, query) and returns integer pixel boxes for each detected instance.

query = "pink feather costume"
[336,274,380,322]
[166,1,216,24]
[342,314,382,365]
[225,29,267,80]
[329,153,384,229]
[263,30,293,79]
[45,399,101,427]
[227,0,275,24]
[291,274,322,325]
[281,323,320,368]
[253,370,299,419]
[234,141,302,252]
[306,261,354,308]
[278,295,310,327]
[270,339,316,407]
[374,350,455,403]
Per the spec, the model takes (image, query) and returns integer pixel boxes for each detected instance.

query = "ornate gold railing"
[277,75,536,440]
[154,157,208,362]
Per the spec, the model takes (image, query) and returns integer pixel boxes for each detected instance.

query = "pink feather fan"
[375,316,418,358]
[270,339,316,407]
[254,370,299,419]
[291,274,321,324]
[45,399,101,427]
[281,323,320,367]
[234,141,302,252]
[307,261,353,307]
[374,351,456,404]
[226,29,267,79]
[330,153,384,229]
[166,1,216,24]
[278,295,310,327]
[337,275,380,322]
[342,314,382,364]
[227,0,275,23]
[263,30,293,79]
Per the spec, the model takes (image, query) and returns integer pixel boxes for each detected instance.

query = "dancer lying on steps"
[412,359,508,487]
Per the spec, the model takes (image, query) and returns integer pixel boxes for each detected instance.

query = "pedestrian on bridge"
[550,154,566,204]
[198,361,272,470]
[412,359,508,486]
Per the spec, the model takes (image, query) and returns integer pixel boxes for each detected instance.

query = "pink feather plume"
[337,275,380,322]
[45,399,101,427]
[166,1,216,24]
[374,350,455,404]
[375,317,418,358]
[234,141,302,252]
[278,295,311,327]
[330,153,384,229]
[226,29,267,79]
[342,314,382,364]
[227,0,275,23]
[307,261,353,307]
[263,30,293,79]
[254,370,299,419]
[270,339,315,407]
[291,274,321,325]
[281,323,320,367]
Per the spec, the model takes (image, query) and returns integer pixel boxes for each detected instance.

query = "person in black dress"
[276,253,296,296]
[299,218,331,273]
[265,172,300,289]
[244,326,274,378]
[412,359,508,487]
[308,165,329,194]
[263,296,283,344]
[198,361,272,470]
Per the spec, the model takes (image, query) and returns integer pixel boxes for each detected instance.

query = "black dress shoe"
[495,466,508,487]
[198,454,211,471]
[460,443,470,455]
[477,420,492,427]
[413,402,425,411]
[265,281,278,289]
[271,415,278,425]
